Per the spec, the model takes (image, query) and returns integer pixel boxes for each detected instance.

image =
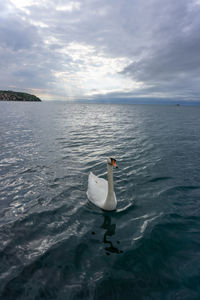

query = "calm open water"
[0,102,200,299]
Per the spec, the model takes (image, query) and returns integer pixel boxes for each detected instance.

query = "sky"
[1,0,200,102]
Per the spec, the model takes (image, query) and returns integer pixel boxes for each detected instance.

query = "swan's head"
[107,157,118,168]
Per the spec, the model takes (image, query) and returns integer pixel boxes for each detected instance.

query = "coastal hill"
[0,90,41,102]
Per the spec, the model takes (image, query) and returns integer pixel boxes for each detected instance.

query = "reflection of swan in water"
[101,216,123,255]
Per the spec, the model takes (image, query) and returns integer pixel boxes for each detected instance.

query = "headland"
[0,90,41,102]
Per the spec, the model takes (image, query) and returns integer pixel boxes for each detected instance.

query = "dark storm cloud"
[1,0,200,100]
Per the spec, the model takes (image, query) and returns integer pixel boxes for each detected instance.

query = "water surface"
[0,102,200,299]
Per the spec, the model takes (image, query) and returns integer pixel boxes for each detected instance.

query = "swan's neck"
[107,163,114,193]
[104,164,116,210]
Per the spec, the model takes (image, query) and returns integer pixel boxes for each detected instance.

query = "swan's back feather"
[87,172,108,208]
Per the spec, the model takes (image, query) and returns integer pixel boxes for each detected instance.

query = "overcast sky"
[1,0,200,101]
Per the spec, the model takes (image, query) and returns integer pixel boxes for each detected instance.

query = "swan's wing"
[87,172,108,208]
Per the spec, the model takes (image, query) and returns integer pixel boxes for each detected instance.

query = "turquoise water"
[0,102,200,299]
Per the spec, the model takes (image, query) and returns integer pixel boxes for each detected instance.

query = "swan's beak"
[112,160,118,168]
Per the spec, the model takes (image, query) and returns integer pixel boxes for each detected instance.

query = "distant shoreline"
[0,90,41,102]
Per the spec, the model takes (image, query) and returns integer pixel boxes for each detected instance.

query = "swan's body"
[87,158,117,211]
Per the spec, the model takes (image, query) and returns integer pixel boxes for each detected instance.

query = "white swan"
[87,157,118,211]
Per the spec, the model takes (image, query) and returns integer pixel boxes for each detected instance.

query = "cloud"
[56,2,81,12]
[0,0,200,101]
[121,0,200,100]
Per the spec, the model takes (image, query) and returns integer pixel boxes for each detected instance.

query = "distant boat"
[176,104,180,106]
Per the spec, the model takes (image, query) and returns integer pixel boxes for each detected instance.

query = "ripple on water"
[1,103,200,299]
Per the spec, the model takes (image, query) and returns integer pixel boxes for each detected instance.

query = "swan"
[87,157,118,211]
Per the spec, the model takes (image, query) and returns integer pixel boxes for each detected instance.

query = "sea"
[0,101,200,300]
